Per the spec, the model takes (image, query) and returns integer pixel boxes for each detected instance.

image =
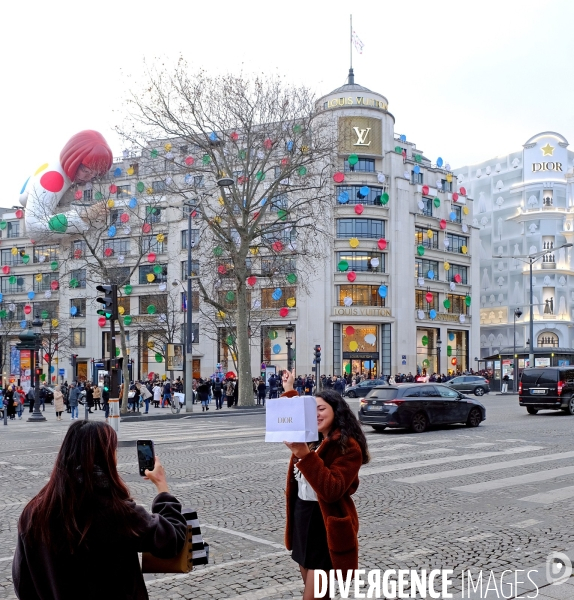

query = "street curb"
[120,406,265,423]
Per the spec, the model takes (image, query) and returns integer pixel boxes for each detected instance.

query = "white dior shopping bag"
[265,396,318,443]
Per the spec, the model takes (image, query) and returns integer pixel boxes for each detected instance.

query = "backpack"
[214,381,222,393]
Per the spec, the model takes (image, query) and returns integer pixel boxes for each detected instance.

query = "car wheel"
[371,425,386,432]
[474,387,485,396]
[466,408,482,427]
[348,391,356,398]
[567,396,574,415]
[410,412,428,433]
[527,407,538,415]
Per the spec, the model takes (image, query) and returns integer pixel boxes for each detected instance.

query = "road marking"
[202,524,284,549]
[226,580,302,599]
[458,532,495,542]
[0,557,12,562]
[360,446,543,476]
[145,550,287,586]
[394,548,433,560]
[12,466,26,470]
[369,448,456,464]
[457,443,496,448]
[519,485,574,504]
[452,465,574,493]
[369,444,418,453]
[510,519,542,528]
[395,450,574,483]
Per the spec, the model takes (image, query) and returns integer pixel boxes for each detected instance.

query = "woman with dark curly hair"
[281,369,370,600]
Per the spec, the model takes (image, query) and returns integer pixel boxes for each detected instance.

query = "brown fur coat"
[285,425,363,573]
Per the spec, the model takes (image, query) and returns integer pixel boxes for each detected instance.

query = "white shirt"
[294,464,318,501]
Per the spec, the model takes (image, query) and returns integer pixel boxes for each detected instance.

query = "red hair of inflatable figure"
[60,130,113,182]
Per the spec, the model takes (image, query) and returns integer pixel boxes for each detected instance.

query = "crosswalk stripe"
[395,450,574,483]
[359,446,543,476]
[451,465,574,493]
[518,485,574,504]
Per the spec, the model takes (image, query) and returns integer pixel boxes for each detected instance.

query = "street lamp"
[513,308,523,392]
[285,322,294,372]
[494,243,573,369]
[182,201,197,413]
[436,337,442,376]
[17,314,45,422]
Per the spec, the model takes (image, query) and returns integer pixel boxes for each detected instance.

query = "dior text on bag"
[142,507,209,573]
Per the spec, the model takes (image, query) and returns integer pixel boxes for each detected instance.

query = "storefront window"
[342,324,379,378]
[338,285,385,306]
[446,330,468,373]
[416,328,439,374]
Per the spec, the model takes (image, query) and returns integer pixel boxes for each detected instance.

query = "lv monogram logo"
[353,127,371,146]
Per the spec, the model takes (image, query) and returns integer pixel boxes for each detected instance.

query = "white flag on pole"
[352,30,364,54]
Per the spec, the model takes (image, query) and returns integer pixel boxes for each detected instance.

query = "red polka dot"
[40,171,65,193]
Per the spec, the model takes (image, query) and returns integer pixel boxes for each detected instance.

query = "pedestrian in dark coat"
[280,371,370,598]
[5,385,15,420]
[85,383,94,413]
[12,421,186,600]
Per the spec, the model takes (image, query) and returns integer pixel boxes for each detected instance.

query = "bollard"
[84,398,89,420]
[3,403,6,426]
[109,398,119,433]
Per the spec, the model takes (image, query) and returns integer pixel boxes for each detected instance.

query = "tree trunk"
[235,259,254,406]
[117,318,130,414]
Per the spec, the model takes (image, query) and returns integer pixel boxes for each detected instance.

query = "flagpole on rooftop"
[349,14,354,84]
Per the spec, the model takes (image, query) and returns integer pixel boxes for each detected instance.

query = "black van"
[518,367,574,415]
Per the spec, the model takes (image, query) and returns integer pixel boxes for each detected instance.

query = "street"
[2,395,574,599]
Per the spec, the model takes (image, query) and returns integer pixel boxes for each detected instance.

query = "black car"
[344,378,387,398]
[358,383,486,433]
[444,375,490,396]
[519,367,574,415]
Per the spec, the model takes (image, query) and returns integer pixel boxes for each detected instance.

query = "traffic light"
[103,374,110,393]
[96,284,118,320]
[314,344,321,363]
[35,367,42,376]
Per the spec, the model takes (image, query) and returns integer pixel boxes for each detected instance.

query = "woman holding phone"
[281,369,370,600]
[13,420,187,600]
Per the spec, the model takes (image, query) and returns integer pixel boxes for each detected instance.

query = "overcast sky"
[3,0,573,199]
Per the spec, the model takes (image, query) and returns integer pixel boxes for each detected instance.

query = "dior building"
[455,132,574,372]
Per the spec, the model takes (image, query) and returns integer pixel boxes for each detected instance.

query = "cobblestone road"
[2,396,574,599]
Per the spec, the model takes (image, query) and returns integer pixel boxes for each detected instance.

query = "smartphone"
[136,439,155,477]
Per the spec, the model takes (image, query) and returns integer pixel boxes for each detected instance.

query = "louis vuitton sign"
[338,117,382,155]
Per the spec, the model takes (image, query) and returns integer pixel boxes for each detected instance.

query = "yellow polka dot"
[34,163,49,176]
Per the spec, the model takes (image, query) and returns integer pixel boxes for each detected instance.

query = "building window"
[70,298,86,318]
[71,269,87,289]
[83,189,92,201]
[72,240,86,258]
[181,229,199,249]
[336,218,385,239]
[337,251,384,273]
[182,291,200,312]
[117,296,130,316]
[181,260,200,279]
[71,328,86,348]
[415,258,439,280]
[1,276,24,293]
[411,171,424,185]
[270,194,288,212]
[446,294,469,315]
[344,158,375,172]
[34,301,58,319]
[218,290,251,309]
[446,232,468,253]
[144,207,163,224]
[451,205,462,224]
[103,238,130,257]
[34,273,59,292]
[416,290,438,310]
[6,222,19,238]
[0,248,24,266]
[116,184,131,198]
[108,267,131,286]
[182,201,197,217]
[338,285,385,307]
[415,227,438,249]
[538,332,559,347]
[3,303,25,320]
[262,225,296,246]
[260,256,297,276]
[138,294,168,314]
[152,180,166,193]
[33,245,58,264]
[336,185,386,206]
[141,235,167,254]
[261,287,296,309]
[109,209,125,224]
[194,175,204,187]
[421,197,433,217]
[447,264,468,284]
[139,264,167,284]
[441,179,453,192]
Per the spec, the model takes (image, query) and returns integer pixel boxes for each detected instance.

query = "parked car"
[344,378,387,398]
[358,383,486,433]
[443,375,490,396]
[519,367,574,415]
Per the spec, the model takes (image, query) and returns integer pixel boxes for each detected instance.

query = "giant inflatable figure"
[19,130,113,234]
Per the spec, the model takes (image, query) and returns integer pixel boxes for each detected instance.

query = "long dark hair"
[20,421,135,551]
[315,389,370,464]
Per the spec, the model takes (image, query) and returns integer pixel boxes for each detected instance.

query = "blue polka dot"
[20,177,30,194]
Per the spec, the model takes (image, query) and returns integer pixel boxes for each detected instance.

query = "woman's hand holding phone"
[144,456,169,494]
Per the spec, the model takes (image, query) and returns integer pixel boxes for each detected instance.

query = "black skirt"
[291,496,332,570]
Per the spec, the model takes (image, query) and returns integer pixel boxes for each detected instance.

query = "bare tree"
[119,66,335,405]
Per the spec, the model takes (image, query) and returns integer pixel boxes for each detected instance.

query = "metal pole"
[286,340,292,372]
[28,342,46,422]
[513,311,516,393]
[185,210,194,412]
[529,259,534,368]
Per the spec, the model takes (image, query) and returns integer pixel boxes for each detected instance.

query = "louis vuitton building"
[454,132,574,374]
